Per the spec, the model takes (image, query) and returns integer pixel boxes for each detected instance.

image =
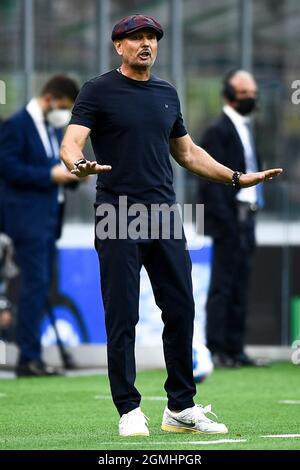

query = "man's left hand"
[240,168,283,188]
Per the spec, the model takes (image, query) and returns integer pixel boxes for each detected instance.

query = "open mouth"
[139,50,151,60]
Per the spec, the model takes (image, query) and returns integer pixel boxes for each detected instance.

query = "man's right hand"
[70,160,112,178]
[51,164,80,184]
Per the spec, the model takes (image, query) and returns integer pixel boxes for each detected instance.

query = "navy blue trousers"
[14,237,55,364]
[95,209,196,416]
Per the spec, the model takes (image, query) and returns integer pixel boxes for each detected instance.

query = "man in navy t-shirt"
[60,15,282,437]
[69,65,186,206]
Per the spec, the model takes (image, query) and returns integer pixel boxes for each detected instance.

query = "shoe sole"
[161,424,228,434]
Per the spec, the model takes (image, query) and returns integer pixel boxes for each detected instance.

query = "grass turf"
[0,362,299,450]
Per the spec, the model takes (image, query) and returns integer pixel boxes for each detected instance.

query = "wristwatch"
[73,158,87,169]
[232,171,242,190]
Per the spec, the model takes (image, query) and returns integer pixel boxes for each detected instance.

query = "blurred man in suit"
[0,117,4,233]
[199,69,264,367]
[0,76,79,376]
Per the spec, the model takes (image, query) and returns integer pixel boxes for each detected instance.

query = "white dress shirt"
[223,105,258,204]
[26,98,64,202]
[26,98,60,158]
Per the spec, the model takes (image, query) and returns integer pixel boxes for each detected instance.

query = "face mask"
[235,97,257,116]
[46,109,71,128]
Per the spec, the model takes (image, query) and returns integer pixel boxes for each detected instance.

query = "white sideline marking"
[94,395,166,401]
[262,434,300,438]
[188,439,247,445]
[278,400,300,405]
[101,439,247,445]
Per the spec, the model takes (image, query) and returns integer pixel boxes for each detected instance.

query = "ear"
[113,39,123,56]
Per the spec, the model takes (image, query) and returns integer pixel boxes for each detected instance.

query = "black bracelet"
[73,158,87,169]
[232,171,242,190]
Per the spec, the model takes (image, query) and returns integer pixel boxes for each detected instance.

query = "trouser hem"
[118,402,141,417]
[167,400,195,412]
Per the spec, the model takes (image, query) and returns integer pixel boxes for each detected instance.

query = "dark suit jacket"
[198,112,261,239]
[0,108,62,240]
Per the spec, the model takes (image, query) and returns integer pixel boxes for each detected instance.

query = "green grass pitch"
[0,362,299,450]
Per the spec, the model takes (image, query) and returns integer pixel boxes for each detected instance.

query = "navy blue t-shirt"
[70,69,187,204]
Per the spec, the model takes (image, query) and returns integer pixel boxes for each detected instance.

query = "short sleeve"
[69,80,99,129]
[170,94,187,139]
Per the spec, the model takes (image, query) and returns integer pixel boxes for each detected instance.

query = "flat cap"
[111,15,164,41]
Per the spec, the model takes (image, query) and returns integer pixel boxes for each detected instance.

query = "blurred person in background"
[0,117,4,233]
[0,120,17,343]
[0,119,12,339]
[0,75,79,377]
[0,233,18,341]
[198,70,264,368]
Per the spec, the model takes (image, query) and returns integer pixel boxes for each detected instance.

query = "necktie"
[245,123,264,208]
[45,123,57,159]
[45,123,65,203]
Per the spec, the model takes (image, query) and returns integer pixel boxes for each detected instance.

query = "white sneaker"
[119,407,150,436]
[161,404,228,434]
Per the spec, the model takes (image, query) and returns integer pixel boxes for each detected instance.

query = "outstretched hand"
[240,168,283,188]
[71,160,112,177]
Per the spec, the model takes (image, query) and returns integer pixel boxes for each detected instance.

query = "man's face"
[44,95,74,112]
[114,28,158,70]
[226,72,258,116]
[229,73,258,104]
[55,97,74,110]
[42,95,74,128]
